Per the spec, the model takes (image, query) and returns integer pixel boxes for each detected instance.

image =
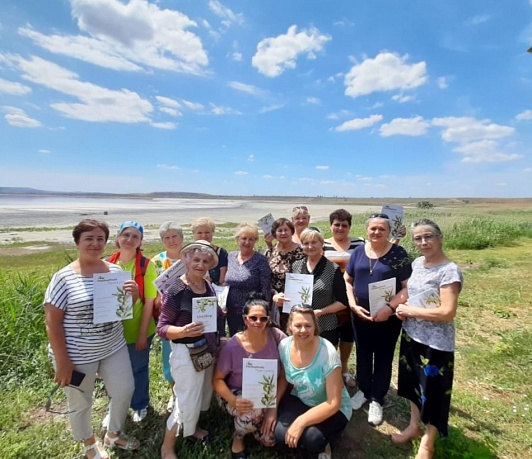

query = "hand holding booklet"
[407,288,441,309]
[368,277,396,316]
[192,297,218,333]
[153,259,186,296]
[93,271,133,324]
[283,273,314,313]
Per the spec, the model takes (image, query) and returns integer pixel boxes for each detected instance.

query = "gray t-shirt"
[403,257,463,352]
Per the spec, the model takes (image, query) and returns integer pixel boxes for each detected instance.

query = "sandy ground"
[0,197,379,245]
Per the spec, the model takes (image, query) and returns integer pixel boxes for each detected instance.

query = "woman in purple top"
[213,294,287,459]
[225,223,272,336]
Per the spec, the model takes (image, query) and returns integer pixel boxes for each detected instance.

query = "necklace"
[185,275,204,289]
[369,255,379,276]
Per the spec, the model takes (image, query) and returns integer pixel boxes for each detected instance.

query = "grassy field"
[0,203,531,458]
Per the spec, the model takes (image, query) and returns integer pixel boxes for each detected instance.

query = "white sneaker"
[101,412,110,429]
[132,407,148,423]
[350,390,368,410]
[368,401,383,426]
[317,442,332,459]
[166,395,174,413]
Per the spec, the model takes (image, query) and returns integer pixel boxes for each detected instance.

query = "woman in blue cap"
[107,221,158,423]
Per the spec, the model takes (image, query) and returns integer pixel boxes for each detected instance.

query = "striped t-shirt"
[44,263,126,364]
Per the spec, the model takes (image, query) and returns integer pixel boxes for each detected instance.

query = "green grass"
[1,207,531,458]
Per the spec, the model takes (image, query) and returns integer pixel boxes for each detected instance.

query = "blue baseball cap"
[118,221,144,237]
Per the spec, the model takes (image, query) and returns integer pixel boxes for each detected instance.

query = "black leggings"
[274,394,348,457]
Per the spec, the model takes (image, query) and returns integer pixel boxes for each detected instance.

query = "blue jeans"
[126,334,154,410]
[162,338,173,383]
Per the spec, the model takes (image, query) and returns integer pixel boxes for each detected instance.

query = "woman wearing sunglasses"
[213,294,287,459]
[274,304,352,459]
[344,213,411,426]
[392,220,463,459]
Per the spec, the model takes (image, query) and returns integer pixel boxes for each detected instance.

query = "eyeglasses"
[332,222,350,228]
[292,206,309,212]
[413,234,437,244]
[369,213,389,219]
[247,315,269,323]
[45,383,84,415]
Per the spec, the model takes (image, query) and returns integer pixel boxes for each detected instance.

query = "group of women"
[45,207,462,459]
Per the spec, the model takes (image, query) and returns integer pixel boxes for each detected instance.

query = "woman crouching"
[274,305,352,459]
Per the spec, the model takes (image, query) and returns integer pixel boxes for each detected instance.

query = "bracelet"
[385,302,395,312]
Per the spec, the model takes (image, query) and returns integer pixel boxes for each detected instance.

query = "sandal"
[342,372,357,388]
[185,432,217,445]
[104,433,140,451]
[84,441,109,459]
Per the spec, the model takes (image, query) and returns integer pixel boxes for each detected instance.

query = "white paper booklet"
[153,259,186,295]
[241,358,278,409]
[192,296,218,333]
[368,277,396,316]
[407,288,441,309]
[283,273,314,313]
[93,271,133,324]
[258,213,275,236]
[212,283,230,311]
[381,203,404,240]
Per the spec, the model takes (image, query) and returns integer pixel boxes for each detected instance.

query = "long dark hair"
[242,292,272,328]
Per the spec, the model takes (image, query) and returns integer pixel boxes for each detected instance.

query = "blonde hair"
[192,217,216,233]
[235,222,259,240]
[300,228,324,245]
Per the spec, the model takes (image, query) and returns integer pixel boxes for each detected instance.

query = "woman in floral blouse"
[392,219,463,459]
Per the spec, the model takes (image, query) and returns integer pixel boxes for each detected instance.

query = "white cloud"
[453,140,522,163]
[344,52,427,98]
[3,106,41,127]
[316,165,329,170]
[252,25,331,77]
[516,109,532,121]
[380,116,430,137]
[38,149,51,154]
[306,97,321,105]
[333,114,383,132]
[208,0,244,26]
[259,104,284,114]
[210,104,241,115]
[151,121,176,129]
[248,154,255,162]
[157,164,179,170]
[234,170,248,175]
[21,0,209,75]
[227,81,266,97]
[6,54,153,123]
[231,52,242,61]
[437,76,449,89]
[431,116,514,143]
[159,107,181,117]
[181,100,204,111]
[0,77,32,95]
[326,109,351,120]
[156,96,181,108]
[391,93,414,103]
[465,15,491,26]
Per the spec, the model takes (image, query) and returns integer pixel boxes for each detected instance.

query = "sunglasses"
[247,315,269,323]
[369,213,389,219]
[292,206,309,212]
[45,383,84,415]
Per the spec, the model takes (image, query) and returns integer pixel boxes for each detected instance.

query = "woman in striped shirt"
[44,219,139,459]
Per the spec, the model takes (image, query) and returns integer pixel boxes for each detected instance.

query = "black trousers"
[274,394,348,457]
[353,315,402,405]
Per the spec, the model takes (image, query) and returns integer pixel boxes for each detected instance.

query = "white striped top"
[44,263,126,364]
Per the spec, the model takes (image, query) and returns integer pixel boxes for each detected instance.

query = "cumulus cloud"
[248,154,255,162]
[452,139,522,163]
[316,165,329,170]
[156,96,181,108]
[344,52,427,98]
[20,0,209,74]
[333,114,383,132]
[4,54,153,123]
[234,170,248,175]
[437,76,449,89]
[208,0,244,26]
[151,121,176,129]
[380,116,430,137]
[0,77,32,95]
[431,116,514,143]
[3,106,42,127]
[252,25,331,77]
[231,52,242,61]
[516,109,532,121]
[306,97,321,105]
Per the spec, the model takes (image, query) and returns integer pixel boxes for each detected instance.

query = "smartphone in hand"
[70,370,86,387]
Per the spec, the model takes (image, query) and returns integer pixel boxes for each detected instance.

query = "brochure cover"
[368,277,396,316]
[407,288,441,309]
[381,203,404,240]
[241,358,278,409]
[283,273,314,313]
[153,259,186,295]
[93,271,133,323]
[258,213,275,236]
[192,296,218,332]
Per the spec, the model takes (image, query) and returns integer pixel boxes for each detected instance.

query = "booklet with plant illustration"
[241,358,278,409]
[258,213,275,236]
[381,203,404,240]
[283,273,314,313]
[153,259,186,295]
[368,277,396,316]
[192,296,218,332]
[93,271,133,324]
[407,288,441,309]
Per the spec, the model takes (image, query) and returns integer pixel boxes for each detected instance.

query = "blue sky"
[1,0,531,197]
